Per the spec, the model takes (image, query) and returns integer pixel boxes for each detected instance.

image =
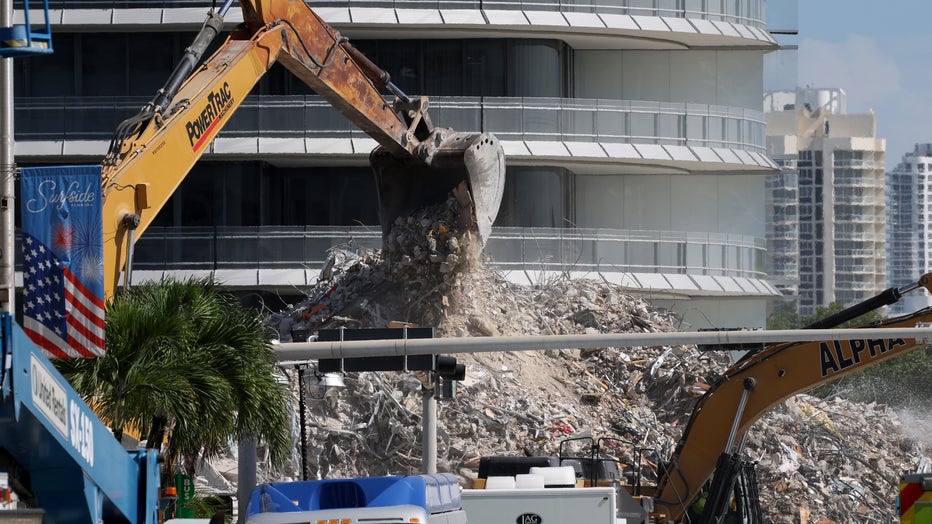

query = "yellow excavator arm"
[653,273,932,521]
[101,20,280,300]
[101,0,504,300]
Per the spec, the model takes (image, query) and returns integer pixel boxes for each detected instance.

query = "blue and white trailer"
[246,473,468,524]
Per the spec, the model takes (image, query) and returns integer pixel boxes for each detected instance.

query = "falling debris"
[201,199,931,523]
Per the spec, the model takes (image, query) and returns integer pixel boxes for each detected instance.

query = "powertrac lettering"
[819,338,907,377]
[185,82,235,152]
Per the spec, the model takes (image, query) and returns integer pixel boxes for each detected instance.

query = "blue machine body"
[0,0,54,57]
[247,473,463,517]
[0,312,159,523]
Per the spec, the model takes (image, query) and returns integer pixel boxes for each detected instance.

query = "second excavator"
[100,0,506,299]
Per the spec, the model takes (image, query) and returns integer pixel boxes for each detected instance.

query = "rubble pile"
[747,396,928,523]
[274,195,486,337]
[251,204,931,523]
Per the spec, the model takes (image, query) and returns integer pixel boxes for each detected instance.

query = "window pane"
[512,41,562,97]
[424,40,463,96]
[464,41,506,96]
[81,34,125,96]
[20,34,75,97]
[128,33,175,96]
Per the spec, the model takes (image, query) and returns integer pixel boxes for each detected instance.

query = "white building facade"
[766,88,887,316]
[13,1,785,328]
[887,144,932,314]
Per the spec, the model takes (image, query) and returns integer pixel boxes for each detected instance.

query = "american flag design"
[20,166,105,358]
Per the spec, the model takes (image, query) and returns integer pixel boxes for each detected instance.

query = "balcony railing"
[15,95,768,154]
[26,0,768,29]
[116,226,767,280]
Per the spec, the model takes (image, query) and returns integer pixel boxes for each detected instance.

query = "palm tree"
[55,275,291,479]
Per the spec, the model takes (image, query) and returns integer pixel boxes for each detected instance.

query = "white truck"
[462,482,618,524]
[244,467,646,524]
[462,449,650,524]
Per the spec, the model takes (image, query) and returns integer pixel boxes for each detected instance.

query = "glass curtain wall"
[14,34,572,231]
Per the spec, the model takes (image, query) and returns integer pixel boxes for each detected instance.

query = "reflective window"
[151,163,379,228]
[463,40,508,96]
[496,167,569,228]
[128,34,179,96]
[15,34,76,96]
[353,38,564,97]
[82,34,127,96]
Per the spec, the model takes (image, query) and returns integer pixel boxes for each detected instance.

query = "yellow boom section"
[100,0,505,301]
[654,287,932,520]
[100,28,284,299]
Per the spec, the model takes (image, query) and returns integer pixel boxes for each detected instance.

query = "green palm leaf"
[55,275,292,476]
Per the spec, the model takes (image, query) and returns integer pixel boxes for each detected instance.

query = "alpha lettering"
[819,338,907,377]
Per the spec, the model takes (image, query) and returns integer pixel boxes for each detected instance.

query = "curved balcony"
[91,226,772,296]
[28,0,775,49]
[33,0,766,26]
[14,95,776,174]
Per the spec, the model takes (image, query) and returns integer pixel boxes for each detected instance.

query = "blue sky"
[796,0,932,169]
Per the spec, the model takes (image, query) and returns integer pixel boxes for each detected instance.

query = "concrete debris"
[247,198,932,523]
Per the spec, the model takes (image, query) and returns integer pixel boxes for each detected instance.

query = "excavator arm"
[101,0,504,300]
[653,273,932,521]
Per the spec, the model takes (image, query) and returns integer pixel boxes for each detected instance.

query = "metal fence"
[15,95,768,153]
[123,225,766,278]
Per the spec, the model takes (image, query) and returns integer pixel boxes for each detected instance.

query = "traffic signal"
[434,355,466,380]
[315,328,466,397]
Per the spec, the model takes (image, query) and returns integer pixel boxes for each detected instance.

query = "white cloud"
[798,34,932,166]
[799,34,903,109]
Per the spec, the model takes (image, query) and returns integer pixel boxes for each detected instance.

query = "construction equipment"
[100,0,505,299]
[0,0,53,57]
[245,474,467,523]
[0,0,506,519]
[0,311,160,523]
[462,459,630,524]
[651,273,932,523]
[469,273,932,523]
[900,473,932,524]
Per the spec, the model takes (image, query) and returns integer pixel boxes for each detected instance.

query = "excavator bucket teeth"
[371,132,505,245]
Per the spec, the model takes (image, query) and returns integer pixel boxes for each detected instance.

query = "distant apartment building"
[887,143,932,314]
[13,1,787,329]
[765,88,886,315]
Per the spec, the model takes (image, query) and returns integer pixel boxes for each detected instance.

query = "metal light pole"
[422,385,437,474]
[0,0,15,315]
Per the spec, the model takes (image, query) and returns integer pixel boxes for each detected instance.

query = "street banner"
[20,165,105,358]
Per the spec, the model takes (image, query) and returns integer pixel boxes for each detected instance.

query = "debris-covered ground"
[207,197,931,523]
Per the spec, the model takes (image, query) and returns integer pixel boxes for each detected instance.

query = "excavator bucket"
[371,131,505,245]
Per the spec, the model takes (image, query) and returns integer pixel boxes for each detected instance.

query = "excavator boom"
[101,0,504,300]
[101,25,281,299]
[654,273,932,521]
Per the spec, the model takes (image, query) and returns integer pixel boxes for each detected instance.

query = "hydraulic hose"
[150,7,227,112]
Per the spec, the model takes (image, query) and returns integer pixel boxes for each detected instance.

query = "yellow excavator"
[100,0,505,300]
[646,275,932,522]
[470,274,932,523]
